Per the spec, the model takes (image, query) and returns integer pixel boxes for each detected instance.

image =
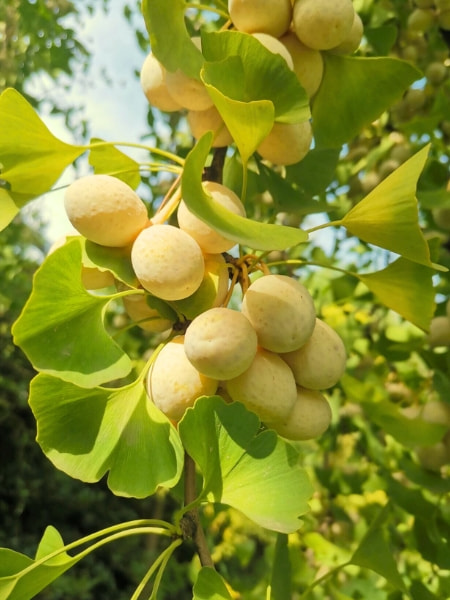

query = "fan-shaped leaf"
[88,138,141,189]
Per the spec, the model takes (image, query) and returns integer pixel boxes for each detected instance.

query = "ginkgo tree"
[1,0,450,599]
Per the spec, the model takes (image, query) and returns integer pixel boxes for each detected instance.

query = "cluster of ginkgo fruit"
[60,172,347,441]
[139,0,365,166]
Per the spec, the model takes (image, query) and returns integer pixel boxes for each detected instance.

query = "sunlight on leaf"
[356,256,436,331]
[193,568,233,600]
[342,146,433,266]
[0,188,19,231]
[12,238,132,387]
[88,138,141,188]
[351,504,407,592]
[182,134,308,251]
[0,88,86,204]
[312,54,421,148]
[29,373,184,497]
[141,0,203,78]
[179,397,313,533]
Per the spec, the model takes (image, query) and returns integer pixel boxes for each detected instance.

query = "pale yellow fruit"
[64,175,149,247]
[184,307,258,380]
[165,37,213,111]
[241,274,316,353]
[331,11,364,54]
[122,294,174,333]
[292,0,355,50]
[270,387,332,440]
[420,400,450,427]
[177,181,245,253]
[281,318,346,389]
[251,33,294,70]
[171,253,230,319]
[147,336,218,421]
[257,120,313,165]
[187,105,233,148]
[140,53,182,112]
[426,315,450,347]
[279,32,324,97]
[228,0,292,38]
[226,347,297,423]
[131,224,205,301]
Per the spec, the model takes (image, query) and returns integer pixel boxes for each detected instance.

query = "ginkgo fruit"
[177,181,246,253]
[187,105,233,148]
[122,293,174,333]
[64,174,149,247]
[281,318,347,389]
[147,336,218,421]
[184,307,258,380]
[251,33,294,70]
[140,52,182,112]
[257,120,313,166]
[292,0,355,50]
[269,387,332,440]
[131,224,205,301]
[279,32,324,97]
[226,347,297,423]
[331,11,364,55]
[241,274,316,353]
[228,0,292,38]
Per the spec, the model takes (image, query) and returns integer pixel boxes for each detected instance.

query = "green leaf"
[182,134,308,251]
[312,54,421,148]
[178,397,313,533]
[342,146,433,266]
[29,373,184,497]
[12,238,132,387]
[141,0,203,78]
[193,568,233,600]
[0,88,85,204]
[201,30,310,124]
[350,504,406,592]
[0,188,19,231]
[82,239,138,287]
[357,257,436,331]
[88,139,141,189]
[269,534,292,600]
[285,148,340,197]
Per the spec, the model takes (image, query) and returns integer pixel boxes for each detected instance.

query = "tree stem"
[183,451,215,568]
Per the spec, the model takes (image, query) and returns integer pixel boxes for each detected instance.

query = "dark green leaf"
[270,534,292,600]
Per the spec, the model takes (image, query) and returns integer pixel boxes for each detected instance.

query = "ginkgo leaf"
[29,373,184,497]
[341,146,433,267]
[88,138,141,189]
[12,238,132,387]
[312,54,421,148]
[193,568,233,600]
[0,188,19,231]
[182,134,308,251]
[179,397,313,533]
[357,256,435,331]
[0,88,86,204]
[141,0,203,78]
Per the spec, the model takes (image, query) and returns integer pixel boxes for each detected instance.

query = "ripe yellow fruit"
[241,274,316,353]
[140,53,182,112]
[331,11,364,55]
[279,32,324,97]
[184,307,258,380]
[226,347,297,423]
[251,33,294,70]
[122,294,174,333]
[165,37,213,111]
[177,181,246,253]
[257,120,313,165]
[426,315,450,347]
[270,387,332,440]
[281,318,346,389]
[147,336,218,421]
[292,0,355,50]
[131,224,205,301]
[187,105,233,148]
[64,175,149,247]
[228,0,292,38]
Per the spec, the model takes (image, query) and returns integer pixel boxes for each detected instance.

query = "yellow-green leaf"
[0,188,19,231]
[88,139,141,189]
[342,145,432,267]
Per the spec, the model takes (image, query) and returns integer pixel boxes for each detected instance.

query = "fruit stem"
[151,176,182,225]
[182,451,215,568]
